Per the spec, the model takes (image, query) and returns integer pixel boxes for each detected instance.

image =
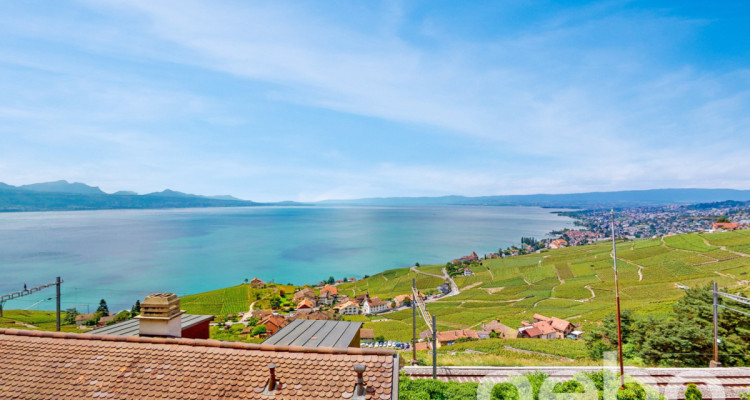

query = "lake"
[0,206,574,312]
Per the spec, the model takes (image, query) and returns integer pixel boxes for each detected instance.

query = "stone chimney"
[136,293,184,338]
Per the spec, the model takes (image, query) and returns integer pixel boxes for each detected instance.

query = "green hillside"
[338,230,750,341]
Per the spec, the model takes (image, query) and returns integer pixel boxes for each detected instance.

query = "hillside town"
[561,201,750,240]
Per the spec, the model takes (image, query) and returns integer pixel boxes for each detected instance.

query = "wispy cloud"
[0,1,748,200]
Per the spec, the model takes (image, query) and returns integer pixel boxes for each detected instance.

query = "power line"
[718,304,750,317]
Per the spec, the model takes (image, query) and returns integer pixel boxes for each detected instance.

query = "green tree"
[62,308,79,325]
[685,384,702,400]
[270,296,282,309]
[130,300,141,315]
[251,325,267,336]
[327,276,335,284]
[97,299,109,316]
[716,216,730,223]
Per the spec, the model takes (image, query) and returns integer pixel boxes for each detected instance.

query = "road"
[410,266,460,301]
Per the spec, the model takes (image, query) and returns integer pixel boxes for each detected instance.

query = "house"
[486,253,502,259]
[293,288,316,303]
[451,251,480,264]
[415,342,431,351]
[392,294,414,308]
[249,277,265,289]
[297,298,316,310]
[260,314,289,337]
[435,329,489,346]
[437,282,451,295]
[97,315,116,326]
[335,300,361,315]
[481,320,517,338]
[518,314,574,339]
[348,277,357,282]
[318,284,339,306]
[360,328,375,344]
[462,267,473,276]
[533,314,574,338]
[518,321,556,339]
[354,294,368,304]
[713,222,740,231]
[362,297,389,314]
[0,327,398,399]
[74,313,95,327]
[549,239,568,249]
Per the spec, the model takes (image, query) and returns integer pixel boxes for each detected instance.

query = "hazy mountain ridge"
[0,180,282,212]
[320,188,750,208]
[3,181,750,212]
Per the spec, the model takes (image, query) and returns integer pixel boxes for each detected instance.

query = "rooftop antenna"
[611,210,625,389]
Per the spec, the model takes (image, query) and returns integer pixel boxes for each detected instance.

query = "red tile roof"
[0,328,397,399]
[321,284,338,296]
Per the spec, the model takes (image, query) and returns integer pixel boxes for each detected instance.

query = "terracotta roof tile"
[0,328,397,399]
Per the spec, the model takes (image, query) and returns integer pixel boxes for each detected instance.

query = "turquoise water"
[0,206,573,312]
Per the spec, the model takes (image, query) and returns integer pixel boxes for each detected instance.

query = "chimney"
[136,293,184,338]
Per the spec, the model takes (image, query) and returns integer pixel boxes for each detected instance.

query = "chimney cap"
[354,364,366,373]
[138,293,182,319]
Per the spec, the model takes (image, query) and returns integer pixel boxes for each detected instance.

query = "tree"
[403,298,411,307]
[270,296,282,309]
[130,300,141,315]
[244,278,249,283]
[97,299,109,315]
[327,276,335,284]
[251,325,267,337]
[62,308,79,325]
[685,384,702,400]
[415,262,420,267]
[716,216,730,223]
[374,335,385,342]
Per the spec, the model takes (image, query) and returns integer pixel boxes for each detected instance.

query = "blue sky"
[0,1,748,202]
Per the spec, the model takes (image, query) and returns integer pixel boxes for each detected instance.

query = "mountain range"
[2,181,750,212]
[0,180,266,212]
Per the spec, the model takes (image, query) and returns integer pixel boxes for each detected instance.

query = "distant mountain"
[145,189,193,198]
[0,181,302,212]
[319,188,750,208]
[19,180,105,195]
[207,195,242,201]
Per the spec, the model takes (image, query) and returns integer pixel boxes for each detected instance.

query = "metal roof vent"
[352,364,367,399]
[261,363,278,396]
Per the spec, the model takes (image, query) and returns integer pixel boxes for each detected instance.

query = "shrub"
[251,325,267,336]
[684,384,702,400]
[737,390,749,400]
[491,382,519,400]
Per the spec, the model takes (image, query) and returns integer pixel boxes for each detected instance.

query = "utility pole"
[412,278,417,365]
[611,209,625,389]
[56,276,61,332]
[712,282,721,367]
[432,315,437,380]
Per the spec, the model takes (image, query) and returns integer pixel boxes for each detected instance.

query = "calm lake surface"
[0,206,574,311]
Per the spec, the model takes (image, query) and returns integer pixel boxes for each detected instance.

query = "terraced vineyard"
[180,285,274,315]
[345,230,750,341]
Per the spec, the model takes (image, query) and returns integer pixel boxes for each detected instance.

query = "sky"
[0,1,749,202]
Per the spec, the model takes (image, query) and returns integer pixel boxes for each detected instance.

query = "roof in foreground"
[263,319,363,348]
[88,314,214,336]
[0,328,397,400]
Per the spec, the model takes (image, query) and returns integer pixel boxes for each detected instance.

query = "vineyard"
[345,229,750,343]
